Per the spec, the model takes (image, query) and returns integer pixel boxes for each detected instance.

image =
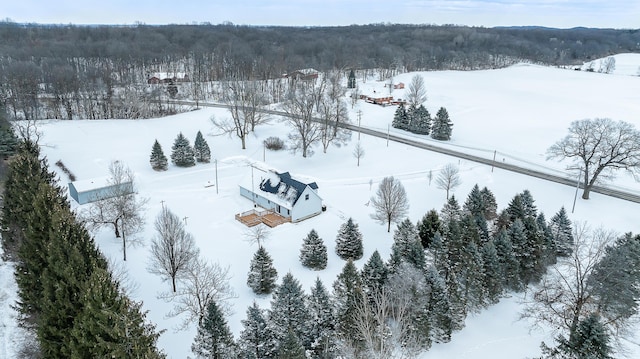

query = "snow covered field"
[2,54,640,358]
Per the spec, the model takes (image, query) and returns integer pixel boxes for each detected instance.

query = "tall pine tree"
[549,206,574,257]
[335,217,363,261]
[191,300,236,359]
[417,209,441,249]
[268,273,311,350]
[307,278,337,358]
[194,130,212,163]
[247,246,278,295]
[431,107,453,140]
[332,260,364,351]
[149,139,168,171]
[237,302,278,359]
[392,102,409,130]
[299,229,328,270]
[171,132,195,167]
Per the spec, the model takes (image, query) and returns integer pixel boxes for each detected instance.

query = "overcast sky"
[2,1,639,29]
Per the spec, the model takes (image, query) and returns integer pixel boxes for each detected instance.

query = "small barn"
[239,171,323,223]
[68,177,133,205]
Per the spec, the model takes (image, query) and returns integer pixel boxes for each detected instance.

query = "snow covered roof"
[258,171,318,206]
[69,176,113,192]
[150,72,188,80]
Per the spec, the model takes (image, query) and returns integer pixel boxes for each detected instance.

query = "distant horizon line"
[0,19,635,31]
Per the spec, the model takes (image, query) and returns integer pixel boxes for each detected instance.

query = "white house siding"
[290,186,322,222]
[68,180,133,205]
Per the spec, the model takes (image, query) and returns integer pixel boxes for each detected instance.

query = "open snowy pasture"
[24,57,640,358]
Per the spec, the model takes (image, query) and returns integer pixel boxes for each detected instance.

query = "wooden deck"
[235,209,291,228]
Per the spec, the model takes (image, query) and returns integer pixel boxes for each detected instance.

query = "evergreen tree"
[335,217,363,260]
[412,104,431,135]
[237,302,278,359]
[431,107,453,140]
[417,209,441,249]
[520,189,538,218]
[15,180,69,316]
[463,184,484,217]
[191,300,236,359]
[549,207,574,257]
[38,210,108,358]
[406,103,418,131]
[171,132,195,167]
[268,273,311,350]
[2,141,58,260]
[299,229,328,270]
[440,195,462,223]
[332,260,364,349]
[149,139,168,171]
[392,102,409,130]
[461,241,487,311]
[479,186,498,221]
[388,218,426,271]
[307,278,337,358]
[588,233,640,330]
[71,267,164,358]
[522,216,546,284]
[550,314,613,359]
[493,228,521,291]
[360,250,389,297]
[505,193,526,222]
[347,69,356,89]
[425,266,453,343]
[194,130,212,163]
[481,240,503,304]
[247,246,278,295]
[536,213,558,267]
[0,123,18,157]
[277,330,306,359]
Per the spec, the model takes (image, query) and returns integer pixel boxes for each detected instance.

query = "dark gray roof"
[259,171,317,205]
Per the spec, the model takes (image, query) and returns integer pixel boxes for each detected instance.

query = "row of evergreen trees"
[1,140,165,358]
[392,103,453,140]
[247,218,365,295]
[196,184,577,358]
[150,130,211,170]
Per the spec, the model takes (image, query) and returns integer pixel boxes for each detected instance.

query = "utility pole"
[387,124,390,147]
[572,168,581,213]
[492,150,497,173]
[215,159,219,194]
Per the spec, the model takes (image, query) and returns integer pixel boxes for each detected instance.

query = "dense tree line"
[218,183,639,358]
[1,21,638,120]
[1,139,165,357]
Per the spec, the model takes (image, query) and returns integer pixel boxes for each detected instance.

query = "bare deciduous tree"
[281,80,324,158]
[547,118,640,199]
[371,176,409,232]
[148,208,200,293]
[520,223,619,348]
[351,285,422,359]
[318,70,351,153]
[160,256,236,331]
[213,78,270,149]
[406,74,427,108]
[353,142,365,167]
[243,223,270,247]
[81,161,148,261]
[436,163,462,199]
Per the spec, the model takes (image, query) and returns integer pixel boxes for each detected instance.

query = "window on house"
[305,194,309,200]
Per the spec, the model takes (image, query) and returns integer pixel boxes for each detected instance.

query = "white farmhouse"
[239,171,323,223]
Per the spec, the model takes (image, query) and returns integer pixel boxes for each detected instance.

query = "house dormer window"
[305,194,309,200]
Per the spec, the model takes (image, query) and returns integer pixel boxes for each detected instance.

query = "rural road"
[168,100,640,204]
